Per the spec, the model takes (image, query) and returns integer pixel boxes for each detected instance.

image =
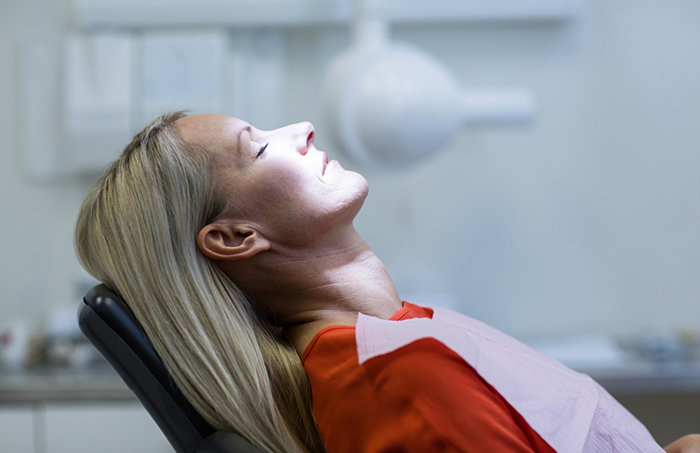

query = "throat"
[229,231,403,355]
[284,311,361,356]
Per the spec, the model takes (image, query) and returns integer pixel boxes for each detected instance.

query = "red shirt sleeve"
[303,327,555,453]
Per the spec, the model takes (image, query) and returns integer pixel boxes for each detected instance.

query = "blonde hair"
[75,112,326,453]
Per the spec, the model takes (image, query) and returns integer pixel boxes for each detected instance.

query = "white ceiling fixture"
[73,0,580,28]
[323,2,539,170]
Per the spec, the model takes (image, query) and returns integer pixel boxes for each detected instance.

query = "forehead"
[175,114,250,164]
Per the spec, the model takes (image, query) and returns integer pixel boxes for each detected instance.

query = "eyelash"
[256,143,268,158]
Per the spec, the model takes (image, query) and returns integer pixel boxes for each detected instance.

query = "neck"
[223,226,402,354]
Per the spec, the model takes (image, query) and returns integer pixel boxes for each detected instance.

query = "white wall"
[2,0,700,341]
[285,0,700,338]
[0,0,89,328]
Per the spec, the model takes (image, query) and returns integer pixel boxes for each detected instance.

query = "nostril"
[294,122,315,155]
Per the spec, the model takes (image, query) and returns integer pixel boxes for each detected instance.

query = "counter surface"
[0,365,134,404]
[3,360,700,404]
[583,361,700,395]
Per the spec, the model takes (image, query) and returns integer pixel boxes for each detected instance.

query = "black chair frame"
[79,284,265,453]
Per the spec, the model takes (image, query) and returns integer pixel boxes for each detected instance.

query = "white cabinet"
[43,402,174,453]
[0,406,34,453]
[0,402,174,453]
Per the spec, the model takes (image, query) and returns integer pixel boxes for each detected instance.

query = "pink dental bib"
[356,306,662,453]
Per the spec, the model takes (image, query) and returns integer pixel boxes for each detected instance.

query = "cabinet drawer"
[44,402,173,453]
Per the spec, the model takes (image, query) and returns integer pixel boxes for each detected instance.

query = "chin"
[345,176,370,218]
[351,173,370,204]
[349,169,369,193]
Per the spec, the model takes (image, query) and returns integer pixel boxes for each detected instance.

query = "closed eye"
[256,143,269,159]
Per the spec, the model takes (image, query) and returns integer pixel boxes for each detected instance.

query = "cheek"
[226,164,365,243]
[262,168,309,207]
[240,169,317,224]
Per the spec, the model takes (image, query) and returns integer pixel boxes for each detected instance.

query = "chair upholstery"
[79,284,265,453]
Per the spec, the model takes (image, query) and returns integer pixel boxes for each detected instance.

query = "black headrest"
[79,284,216,453]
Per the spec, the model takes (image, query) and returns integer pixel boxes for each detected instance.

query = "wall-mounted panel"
[63,32,133,174]
[142,31,227,120]
[20,28,288,179]
[20,32,61,181]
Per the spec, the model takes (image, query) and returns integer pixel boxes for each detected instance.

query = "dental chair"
[78,284,265,453]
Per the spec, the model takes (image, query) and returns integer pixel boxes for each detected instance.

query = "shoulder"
[305,327,550,453]
[363,335,484,393]
[303,321,474,394]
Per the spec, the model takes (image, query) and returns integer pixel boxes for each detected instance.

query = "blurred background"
[2,0,700,451]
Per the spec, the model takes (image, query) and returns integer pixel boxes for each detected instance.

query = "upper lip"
[322,152,327,175]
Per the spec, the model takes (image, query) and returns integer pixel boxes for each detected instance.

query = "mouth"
[322,152,328,175]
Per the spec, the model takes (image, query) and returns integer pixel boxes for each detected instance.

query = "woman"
[76,112,698,453]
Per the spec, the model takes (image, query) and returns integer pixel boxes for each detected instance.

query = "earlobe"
[197,222,271,261]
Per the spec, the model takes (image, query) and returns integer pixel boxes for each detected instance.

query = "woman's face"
[177,114,369,246]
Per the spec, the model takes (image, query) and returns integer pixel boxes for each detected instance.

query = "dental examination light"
[324,4,538,170]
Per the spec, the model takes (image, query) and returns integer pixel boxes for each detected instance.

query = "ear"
[197,220,271,261]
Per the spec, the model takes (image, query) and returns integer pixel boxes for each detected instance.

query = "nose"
[292,122,314,155]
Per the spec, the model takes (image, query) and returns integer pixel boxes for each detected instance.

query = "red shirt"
[302,302,556,453]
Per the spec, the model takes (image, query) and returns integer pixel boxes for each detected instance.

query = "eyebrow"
[236,125,252,156]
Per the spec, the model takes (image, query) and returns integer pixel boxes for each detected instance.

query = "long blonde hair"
[75,112,326,453]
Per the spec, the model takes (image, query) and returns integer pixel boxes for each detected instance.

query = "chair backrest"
[79,284,262,453]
